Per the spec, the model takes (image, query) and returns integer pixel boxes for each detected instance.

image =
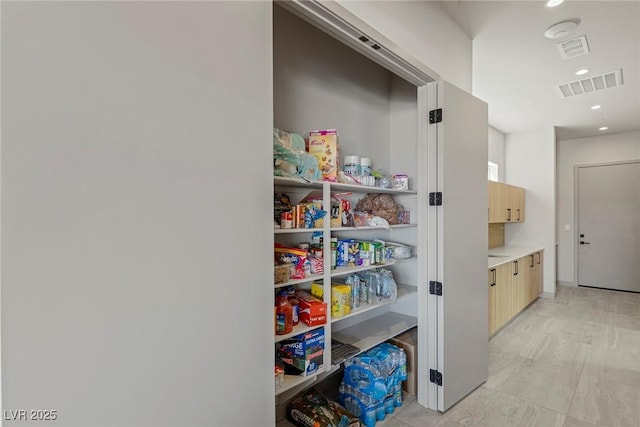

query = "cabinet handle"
[513,260,518,276]
[536,252,541,264]
[517,209,521,221]
[490,269,496,286]
[506,208,512,221]
[530,255,534,268]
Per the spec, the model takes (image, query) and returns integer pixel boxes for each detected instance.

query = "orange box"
[296,291,327,326]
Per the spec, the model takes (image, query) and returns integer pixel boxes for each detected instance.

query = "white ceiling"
[440,1,640,141]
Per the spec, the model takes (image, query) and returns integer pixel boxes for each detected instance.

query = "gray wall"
[2,2,274,425]
[556,131,640,284]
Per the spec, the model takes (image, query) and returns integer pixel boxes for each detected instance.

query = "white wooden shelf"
[273,176,417,195]
[332,311,417,355]
[274,322,325,343]
[331,284,417,324]
[331,224,416,232]
[330,261,396,277]
[275,372,319,396]
[274,227,323,234]
[274,273,323,288]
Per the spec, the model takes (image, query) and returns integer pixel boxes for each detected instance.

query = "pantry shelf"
[331,224,417,232]
[332,312,417,355]
[274,322,324,343]
[276,372,318,396]
[331,284,418,324]
[274,227,323,234]
[330,261,396,278]
[273,176,417,195]
[274,273,323,289]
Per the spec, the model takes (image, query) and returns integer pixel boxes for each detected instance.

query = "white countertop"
[488,245,544,269]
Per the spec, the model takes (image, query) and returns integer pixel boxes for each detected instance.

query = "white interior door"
[577,161,640,292]
[429,81,488,411]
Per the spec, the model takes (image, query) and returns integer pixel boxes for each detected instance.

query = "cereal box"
[308,129,339,181]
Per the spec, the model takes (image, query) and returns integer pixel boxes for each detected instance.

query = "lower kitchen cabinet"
[489,250,543,336]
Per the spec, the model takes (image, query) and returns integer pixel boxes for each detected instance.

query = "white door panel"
[577,162,640,292]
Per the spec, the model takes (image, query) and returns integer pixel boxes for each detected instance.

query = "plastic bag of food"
[274,128,321,182]
[287,388,361,427]
[355,194,402,225]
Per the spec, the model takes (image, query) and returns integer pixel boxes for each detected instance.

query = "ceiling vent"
[556,69,624,98]
[557,35,590,59]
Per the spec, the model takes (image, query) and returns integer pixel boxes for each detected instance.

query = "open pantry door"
[427,81,488,411]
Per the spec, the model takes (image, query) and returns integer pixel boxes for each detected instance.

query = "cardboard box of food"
[389,327,418,395]
[307,129,339,181]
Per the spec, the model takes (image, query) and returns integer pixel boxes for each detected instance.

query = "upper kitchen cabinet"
[488,181,525,223]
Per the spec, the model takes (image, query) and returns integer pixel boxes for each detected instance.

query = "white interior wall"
[2,3,274,425]
[488,126,506,182]
[504,128,557,296]
[337,0,472,92]
[556,131,640,284]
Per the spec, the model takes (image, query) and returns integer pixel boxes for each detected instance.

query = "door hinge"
[429,108,443,124]
[429,369,443,386]
[429,281,443,296]
[429,192,443,206]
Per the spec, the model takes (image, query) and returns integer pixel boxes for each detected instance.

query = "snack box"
[308,129,339,181]
[277,327,325,377]
[296,291,327,326]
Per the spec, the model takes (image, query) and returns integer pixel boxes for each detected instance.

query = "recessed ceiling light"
[576,68,590,76]
[599,126,608,131]
[544,20,580,39]
[591,105,602,110]
[546,0,565,7]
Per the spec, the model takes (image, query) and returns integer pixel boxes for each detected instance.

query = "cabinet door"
[514,186,526,222]
[523,254,536,305]
[494,263,512,331]
[488,269,497,335]
[488,181,507,223]
[428,80,488,411]
[535,251,543,297]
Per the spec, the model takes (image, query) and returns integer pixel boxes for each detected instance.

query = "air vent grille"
[556,69,624,98]
[557,35,590,59]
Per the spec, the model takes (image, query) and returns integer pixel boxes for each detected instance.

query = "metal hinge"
[429,108,443,124]
[430,369,443,386]
[429,192,443,206]
[429,281,443,296]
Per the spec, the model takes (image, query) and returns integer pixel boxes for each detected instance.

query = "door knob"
[580,241,590,245]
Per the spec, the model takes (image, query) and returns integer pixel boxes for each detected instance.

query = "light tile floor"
[280,285,640,426]
[382,285,640,426]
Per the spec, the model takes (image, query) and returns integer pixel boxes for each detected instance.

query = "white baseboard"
[540,291,555,299]
[557,280,577,287]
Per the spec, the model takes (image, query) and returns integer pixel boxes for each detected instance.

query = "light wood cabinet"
[488,181,525,223]
[488,181,506,223]
[506,185,525,223]
[489,250,543,336]
[488,268,497,335]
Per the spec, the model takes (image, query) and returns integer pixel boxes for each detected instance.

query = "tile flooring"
[381,285,640,426]
[280,285,640,426]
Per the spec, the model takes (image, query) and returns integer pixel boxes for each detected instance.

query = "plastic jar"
[343,155,360,175]
[360,158,372,176]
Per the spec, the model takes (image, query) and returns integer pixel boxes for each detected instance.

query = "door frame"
[573,159,640,287]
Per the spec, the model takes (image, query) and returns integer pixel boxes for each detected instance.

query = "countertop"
[488,245,544,269]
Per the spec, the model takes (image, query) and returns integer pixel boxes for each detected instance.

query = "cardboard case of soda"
[276,327,325,376]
